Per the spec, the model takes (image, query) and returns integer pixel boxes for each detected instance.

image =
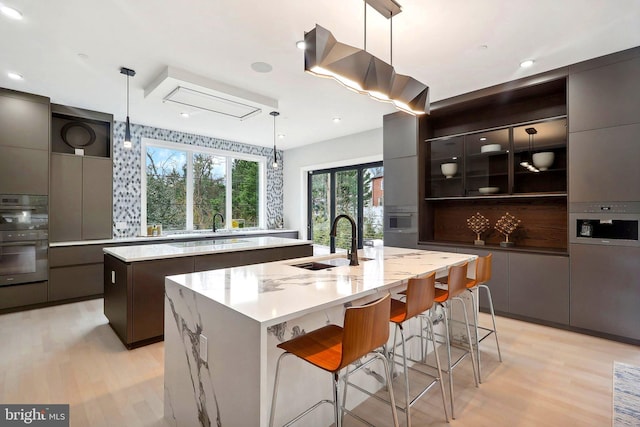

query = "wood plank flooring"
[0,299,638,426]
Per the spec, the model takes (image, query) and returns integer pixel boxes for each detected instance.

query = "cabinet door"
[0,281,48,310]
[383,112,418,159]
[0,92,49,150]
[104,255,131,345]
[49,264,103,301]
[569,123,640,202]
[383,156,417,206]
[569,56,640,133]
[50,154,82,242]
[82,157,113,240]
[131,257,194,343]
[509,253,569,324]
[570,244,640,340]
[0,146,48,194]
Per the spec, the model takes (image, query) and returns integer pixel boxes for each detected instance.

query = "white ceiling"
[1,0,640,150]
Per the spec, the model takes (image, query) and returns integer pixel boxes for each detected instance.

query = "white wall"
[282,128,383,239]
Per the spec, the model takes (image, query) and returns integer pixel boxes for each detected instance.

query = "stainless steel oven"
[0,195,48,286]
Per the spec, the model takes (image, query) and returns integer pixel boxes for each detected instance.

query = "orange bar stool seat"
[269,293,399,427]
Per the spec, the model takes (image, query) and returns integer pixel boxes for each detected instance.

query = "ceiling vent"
[145,66,278,120]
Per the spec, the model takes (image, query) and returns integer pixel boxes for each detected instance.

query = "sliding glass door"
[308,162,383,253]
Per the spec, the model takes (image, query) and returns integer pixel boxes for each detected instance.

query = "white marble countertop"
[50,229,298,248]
[103,236,312,263]
[165,246,476,327]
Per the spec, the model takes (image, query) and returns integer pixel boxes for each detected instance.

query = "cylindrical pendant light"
[120,67,136,149]
[270,111,280,168]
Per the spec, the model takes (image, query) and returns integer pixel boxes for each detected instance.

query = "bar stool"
[430,262,479,419]
[269,293,399,427]
[466,253,502,383]
[437,254,502,383]
[389,273,449,426]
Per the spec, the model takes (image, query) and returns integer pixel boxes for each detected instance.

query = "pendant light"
[521,127,539,172]
[270,111,280,168]
[120,67,136,149]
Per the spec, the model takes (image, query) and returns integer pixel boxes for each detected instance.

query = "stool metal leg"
[398,324,411,427]
[424,315,449,423]
[376,352,400,427]
[333,372,342,427]
[269,352,291,427]
[452,296,479,388]
[479,284,503,362]
[468,287,482,383]
[440,302,455,419]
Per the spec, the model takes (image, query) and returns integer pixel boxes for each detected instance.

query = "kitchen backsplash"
[112,121,283,238]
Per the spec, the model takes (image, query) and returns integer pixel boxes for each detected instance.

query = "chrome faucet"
[212,213,225,232]
[330,214,359,266]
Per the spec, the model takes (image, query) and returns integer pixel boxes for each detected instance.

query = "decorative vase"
[532,152,554,171]
[441,162,457,178]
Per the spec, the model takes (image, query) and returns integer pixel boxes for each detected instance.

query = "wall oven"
[569,202,639,247]
[0,195,48,286]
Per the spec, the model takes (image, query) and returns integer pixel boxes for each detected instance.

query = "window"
[142,139,265,233]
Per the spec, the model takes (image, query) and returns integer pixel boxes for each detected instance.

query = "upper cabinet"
[0,88,50,195]
[51,104,112,158]
[568,55,640,133]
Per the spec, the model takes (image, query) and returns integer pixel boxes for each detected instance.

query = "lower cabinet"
[461,248,509,314]
[49,245,104,301]
[104,244,313,348]
[509,253,570,324]
[570,244,640,341]
[0,282,48,310]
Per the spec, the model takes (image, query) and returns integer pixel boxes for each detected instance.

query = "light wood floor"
[0,299,638,427]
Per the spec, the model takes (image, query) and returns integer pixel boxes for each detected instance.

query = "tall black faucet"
[212,213,225,232]
[330,214,359,266]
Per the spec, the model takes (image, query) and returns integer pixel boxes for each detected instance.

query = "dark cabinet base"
[103,244,313,348]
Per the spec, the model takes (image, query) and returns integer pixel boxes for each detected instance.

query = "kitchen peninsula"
[163,246,476,427]
[103,236,313,348]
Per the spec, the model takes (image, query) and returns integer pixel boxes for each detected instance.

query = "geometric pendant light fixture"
[270,111,280,168]
[303,0,429,115]
[120,67,136,149]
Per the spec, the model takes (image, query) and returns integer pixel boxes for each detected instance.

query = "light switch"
[199,334,208,362]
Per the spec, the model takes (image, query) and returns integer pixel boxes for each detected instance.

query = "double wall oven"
[0,195,48,287]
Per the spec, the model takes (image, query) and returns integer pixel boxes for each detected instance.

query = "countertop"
[49,229,298,248]
[103,236,312,262]
[165,246,477,327]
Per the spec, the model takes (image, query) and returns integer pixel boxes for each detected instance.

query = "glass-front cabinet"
[427,117,566,198]
[513,118,567,193]
[428,135,464,198]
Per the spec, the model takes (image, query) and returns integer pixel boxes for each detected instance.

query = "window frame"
[141,137,266,234]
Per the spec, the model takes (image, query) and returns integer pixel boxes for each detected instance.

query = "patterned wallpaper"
[112,121,283,237]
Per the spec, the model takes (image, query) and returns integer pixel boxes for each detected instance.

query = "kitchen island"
[103,236,313,348]
[163,246,476,427]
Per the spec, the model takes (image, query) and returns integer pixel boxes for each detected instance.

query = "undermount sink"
[292,257,373,271]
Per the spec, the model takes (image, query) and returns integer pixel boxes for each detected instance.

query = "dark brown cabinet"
[568,55,640,133]
[570,244,640,341]
[104,243,313,348]
[50,153,113,242]
[569,123,640,202]
[0,89,50,195]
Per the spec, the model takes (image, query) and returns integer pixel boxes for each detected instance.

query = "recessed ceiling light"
[0,5,23,20]
[332,117,341,123]
[296,40,306,50]
[77,53,89,61]
[7,72,23,80]
[277,133,285,139]
[480,137,487,141]
[250,62,273,73]
[180,112,190,118]
[520,59,535,68]
[479,45,488,50]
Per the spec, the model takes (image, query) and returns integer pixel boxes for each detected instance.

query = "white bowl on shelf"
[532,151,554,171]
[478,186,500,194]
[480,143,501,153]
[441,162,458,178]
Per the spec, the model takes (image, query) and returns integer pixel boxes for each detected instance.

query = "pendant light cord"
[364,1,367,52]
[126,74,130,117]
[390,11,393,65]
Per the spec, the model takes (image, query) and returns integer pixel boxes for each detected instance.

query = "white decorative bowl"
[532,152,555,171]
[441,162,457,178]
[478,186,500,194]
[481,143,501,153]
